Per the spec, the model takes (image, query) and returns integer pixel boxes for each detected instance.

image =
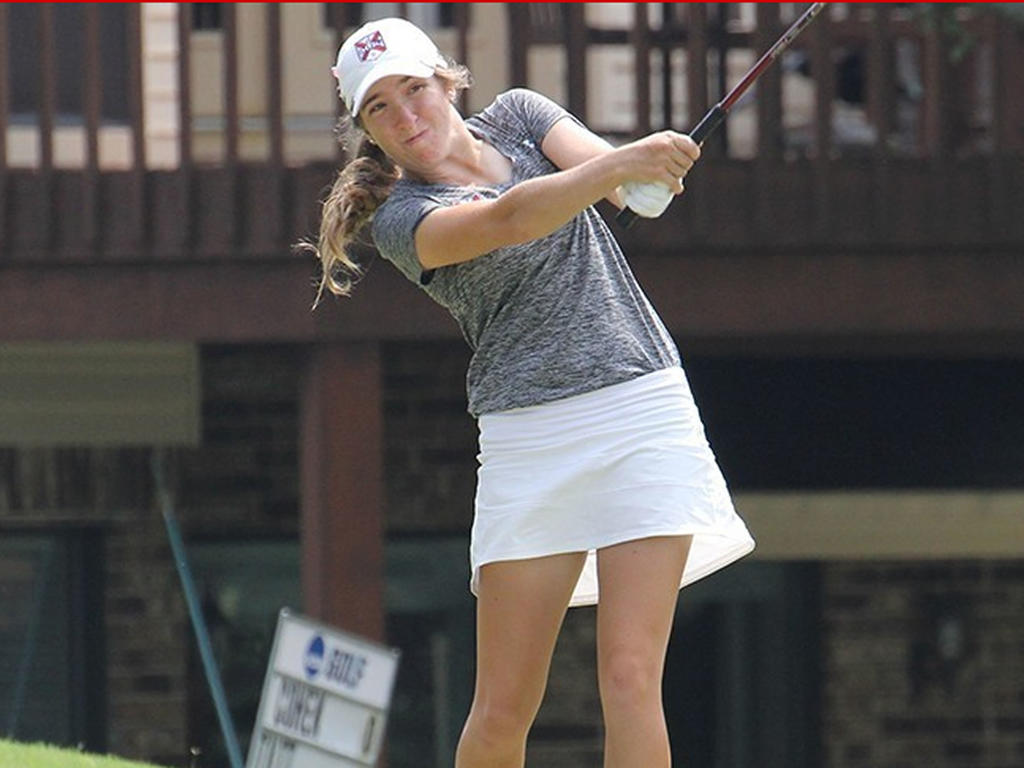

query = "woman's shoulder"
[481,88,564,117]
[373,179,470,236]
[472,88,571,145]
[374,180,440,225]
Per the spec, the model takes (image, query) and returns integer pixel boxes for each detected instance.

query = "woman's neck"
[414,121,512,187]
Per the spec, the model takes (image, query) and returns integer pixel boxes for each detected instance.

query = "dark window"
[0,532,106,751]
[322,3,364,30]
[321,4,458,31]
[686,358,1024,489]
[664,562,821,768]
[187,540,303,768]
[7,4,128,123]
[193,3,223,32]
[437,4,457,28]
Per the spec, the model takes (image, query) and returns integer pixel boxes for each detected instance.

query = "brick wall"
[5,341,1023,768]
[823,561,1024,768]
[177,344,303,538]
[104,509,190,763]
[0,344,306,767]
[382,340,477,534]
[0,445,189,765]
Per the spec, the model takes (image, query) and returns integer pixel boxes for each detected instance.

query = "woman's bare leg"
[596,535,693,768]
[455,551,587,768]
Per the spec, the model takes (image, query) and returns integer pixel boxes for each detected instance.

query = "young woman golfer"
[309,17,755,768]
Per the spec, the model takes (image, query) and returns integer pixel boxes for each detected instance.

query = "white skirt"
[471,366,755,607]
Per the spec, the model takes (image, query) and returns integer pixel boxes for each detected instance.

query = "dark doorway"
[664,561,820,768]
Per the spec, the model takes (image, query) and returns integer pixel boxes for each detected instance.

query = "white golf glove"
[621,181,674,219]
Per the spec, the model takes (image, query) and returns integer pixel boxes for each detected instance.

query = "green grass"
[0,741,168,768]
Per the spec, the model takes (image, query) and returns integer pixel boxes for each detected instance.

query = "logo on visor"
[355,31,387,63]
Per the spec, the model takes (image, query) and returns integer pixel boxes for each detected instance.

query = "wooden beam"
[176,4,195,253]
[266,4,283,168]
[81,4,101,257]
[507,5,529,87]
[809,3,833,240]
[38,4,56,174]
[125,4,147,257]
[223,3,239,166]
[2,246,1024,350]
[754,3,782,159]
[222,4,239,250]
[630,4,651,137]
[177,4,193,168]
[686,4,709,132]
[300,342,385,641]
[564,4,587,121]
[454,3,470,115]
[36,4,56,254]
[739,491,1024,559]
[0,4,8,256]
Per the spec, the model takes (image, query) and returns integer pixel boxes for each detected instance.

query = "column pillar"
[299,341,384,641]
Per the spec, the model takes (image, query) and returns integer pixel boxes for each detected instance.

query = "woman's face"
[359,74,456,175]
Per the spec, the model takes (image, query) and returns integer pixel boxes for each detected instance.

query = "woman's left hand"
[620,181,676,219]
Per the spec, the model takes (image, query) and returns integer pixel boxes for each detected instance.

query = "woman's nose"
[394,102,416,130]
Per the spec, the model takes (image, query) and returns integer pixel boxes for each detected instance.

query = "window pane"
[99,5,129,122]
[193,4,223,32]
[8,4,39,115]
[0,536,72,743]
[188,540,303,768]
[6,4,128,123]
[55,4,85,117]
[664,562,820,768]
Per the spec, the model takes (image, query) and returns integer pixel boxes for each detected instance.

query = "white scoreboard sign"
[246,609,401,768]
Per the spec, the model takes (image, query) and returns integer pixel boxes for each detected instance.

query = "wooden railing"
[509,3,1023,157]
[0,3,1021,263]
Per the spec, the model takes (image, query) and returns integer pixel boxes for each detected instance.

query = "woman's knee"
[462,696,536,749]
[598,645,663,711]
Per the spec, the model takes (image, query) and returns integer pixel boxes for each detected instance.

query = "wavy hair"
[299,62,473,308]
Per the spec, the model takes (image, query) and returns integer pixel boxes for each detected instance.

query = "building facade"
[2,4,1023,767]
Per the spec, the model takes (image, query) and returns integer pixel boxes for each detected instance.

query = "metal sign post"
[153,449,245,768]
[246,609,401,768]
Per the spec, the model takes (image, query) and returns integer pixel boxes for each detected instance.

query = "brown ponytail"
[307,131,399,307]
[300,63,473,309]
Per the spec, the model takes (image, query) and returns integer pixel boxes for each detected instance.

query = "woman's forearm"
[488,150,629,245]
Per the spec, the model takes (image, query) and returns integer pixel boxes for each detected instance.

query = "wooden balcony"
[1,3,1022,354]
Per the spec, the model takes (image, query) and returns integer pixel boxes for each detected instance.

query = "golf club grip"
[689,104,726,145]
[615,105,725,229]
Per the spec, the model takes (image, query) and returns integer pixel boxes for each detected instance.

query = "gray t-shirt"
[372,88,680,416]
